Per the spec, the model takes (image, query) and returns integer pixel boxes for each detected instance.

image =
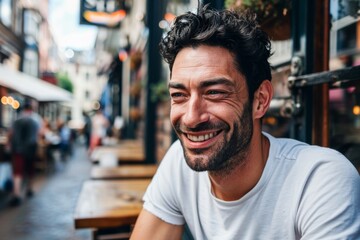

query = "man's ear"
[252,80,273,119]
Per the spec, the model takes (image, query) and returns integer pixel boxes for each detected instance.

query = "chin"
[184,152,211,172]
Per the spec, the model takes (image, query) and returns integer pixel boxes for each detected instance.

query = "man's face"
[169,45,253,172]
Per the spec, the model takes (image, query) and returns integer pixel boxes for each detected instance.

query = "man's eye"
[207,90,222,95]
[171,92,184,98]
[206,90,227,99]
[170,92,187,102]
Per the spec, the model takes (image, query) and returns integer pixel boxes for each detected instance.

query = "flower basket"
[260,13,291,41]
[130,50,142,71]
[129,107,142,121]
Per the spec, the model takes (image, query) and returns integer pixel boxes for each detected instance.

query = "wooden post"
[311,0,330,147]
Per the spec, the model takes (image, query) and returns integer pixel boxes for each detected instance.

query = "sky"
[49,0,98,51]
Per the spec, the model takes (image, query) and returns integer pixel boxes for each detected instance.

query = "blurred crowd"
[0,101,116,207]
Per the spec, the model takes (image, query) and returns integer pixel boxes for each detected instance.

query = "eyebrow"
[168,78,235,89]
[168,81,186,90]
[199,78,235,88]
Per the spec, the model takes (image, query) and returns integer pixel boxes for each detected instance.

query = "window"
[23,49,39,77]
[85,91,90,99]
[23,9,41,42]
[85,72,90,81]
[0,0,12,27]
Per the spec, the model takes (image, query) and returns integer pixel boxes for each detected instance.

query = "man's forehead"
[172,46,236,75]
[168,77,236,89]
[170,46,246,89]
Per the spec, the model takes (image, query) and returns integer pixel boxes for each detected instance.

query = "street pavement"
[0,142,92,240]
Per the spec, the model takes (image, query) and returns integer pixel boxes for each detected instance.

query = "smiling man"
[130,5,360,240]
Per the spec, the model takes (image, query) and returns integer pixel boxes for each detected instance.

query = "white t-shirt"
[143,133,360,240]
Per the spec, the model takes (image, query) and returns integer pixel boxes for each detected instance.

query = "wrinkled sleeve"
[296,149,360,239]
[143,141,185,225]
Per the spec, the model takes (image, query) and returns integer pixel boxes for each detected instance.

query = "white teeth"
[187,132,215,142]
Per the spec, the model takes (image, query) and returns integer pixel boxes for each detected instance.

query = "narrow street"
[0,142,93,240]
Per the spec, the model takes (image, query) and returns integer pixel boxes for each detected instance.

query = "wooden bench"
[90,165,158,180]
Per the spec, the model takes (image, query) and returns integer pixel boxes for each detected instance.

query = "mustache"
[174,121,229,133]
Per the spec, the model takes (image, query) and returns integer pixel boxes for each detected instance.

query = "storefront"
[285,0,360,171]
[0,64,72,128]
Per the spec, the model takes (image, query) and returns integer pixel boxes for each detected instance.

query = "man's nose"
[182,95,209,128]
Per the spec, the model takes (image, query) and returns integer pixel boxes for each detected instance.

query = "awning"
[0,65,72,102]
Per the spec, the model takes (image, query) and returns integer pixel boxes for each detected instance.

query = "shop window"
[23,9,41,42]
[329,0,360,171]
[23,49,39,77]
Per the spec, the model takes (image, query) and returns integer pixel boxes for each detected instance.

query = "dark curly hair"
[159,5,272,102]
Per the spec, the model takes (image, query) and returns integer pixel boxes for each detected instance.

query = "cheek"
[170,106,182,125]
[207,103,243,122]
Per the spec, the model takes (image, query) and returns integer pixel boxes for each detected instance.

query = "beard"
[174,101,253,174]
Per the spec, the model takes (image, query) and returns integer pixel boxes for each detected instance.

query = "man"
[131,6,360,239]
[8,100,41,206]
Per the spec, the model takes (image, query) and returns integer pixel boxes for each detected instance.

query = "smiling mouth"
[186,131,220,142]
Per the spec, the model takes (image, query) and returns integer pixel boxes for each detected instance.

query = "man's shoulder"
[272,137,358,179]
[267,134,309,161]
[270,134,345,162]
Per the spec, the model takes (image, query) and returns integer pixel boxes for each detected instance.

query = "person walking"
[130,5,360,239]
[89,107,109,153]
[82,111,92,150]
[8,100,41,207]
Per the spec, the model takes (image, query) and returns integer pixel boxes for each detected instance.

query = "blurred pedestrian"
[89,107,109,153]
[40,118,61,164]
[58,118,72,160]
[82,111,92,150]
[8,100,41,207]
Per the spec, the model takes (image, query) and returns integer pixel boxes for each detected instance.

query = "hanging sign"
[80,0,127,28]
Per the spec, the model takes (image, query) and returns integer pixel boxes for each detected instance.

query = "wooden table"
[74,179,151,229]
[90,144,145,164]
[91,165,158,180]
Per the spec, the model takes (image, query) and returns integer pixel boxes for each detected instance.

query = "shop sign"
[80,0,127,28]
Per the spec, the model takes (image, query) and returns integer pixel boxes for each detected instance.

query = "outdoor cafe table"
[90,145,145,164]
[90,165,158,180]
[74,179,151,229]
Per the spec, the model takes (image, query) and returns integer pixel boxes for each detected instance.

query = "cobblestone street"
[0,143,93,240]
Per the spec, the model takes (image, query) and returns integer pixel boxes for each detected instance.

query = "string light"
[12,100,20,109]
[353,105,360,116]
[1,96,8,105]
[1,96,21,109]
[7,96,14,105]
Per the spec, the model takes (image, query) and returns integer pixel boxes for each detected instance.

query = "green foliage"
[150,81,169,103]
[56,72,73,93]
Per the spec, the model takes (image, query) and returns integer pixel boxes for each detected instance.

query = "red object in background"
[41,72,58,85]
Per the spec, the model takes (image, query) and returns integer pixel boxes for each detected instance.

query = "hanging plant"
[130,50,143,71]
[225,0,292,41]
[129,107,142,121]
[150,81,170,103]
[130,81,142,98]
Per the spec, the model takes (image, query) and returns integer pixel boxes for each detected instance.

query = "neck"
[208,131,269,201]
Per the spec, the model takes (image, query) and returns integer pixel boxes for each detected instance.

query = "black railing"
[288,65,360,88]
